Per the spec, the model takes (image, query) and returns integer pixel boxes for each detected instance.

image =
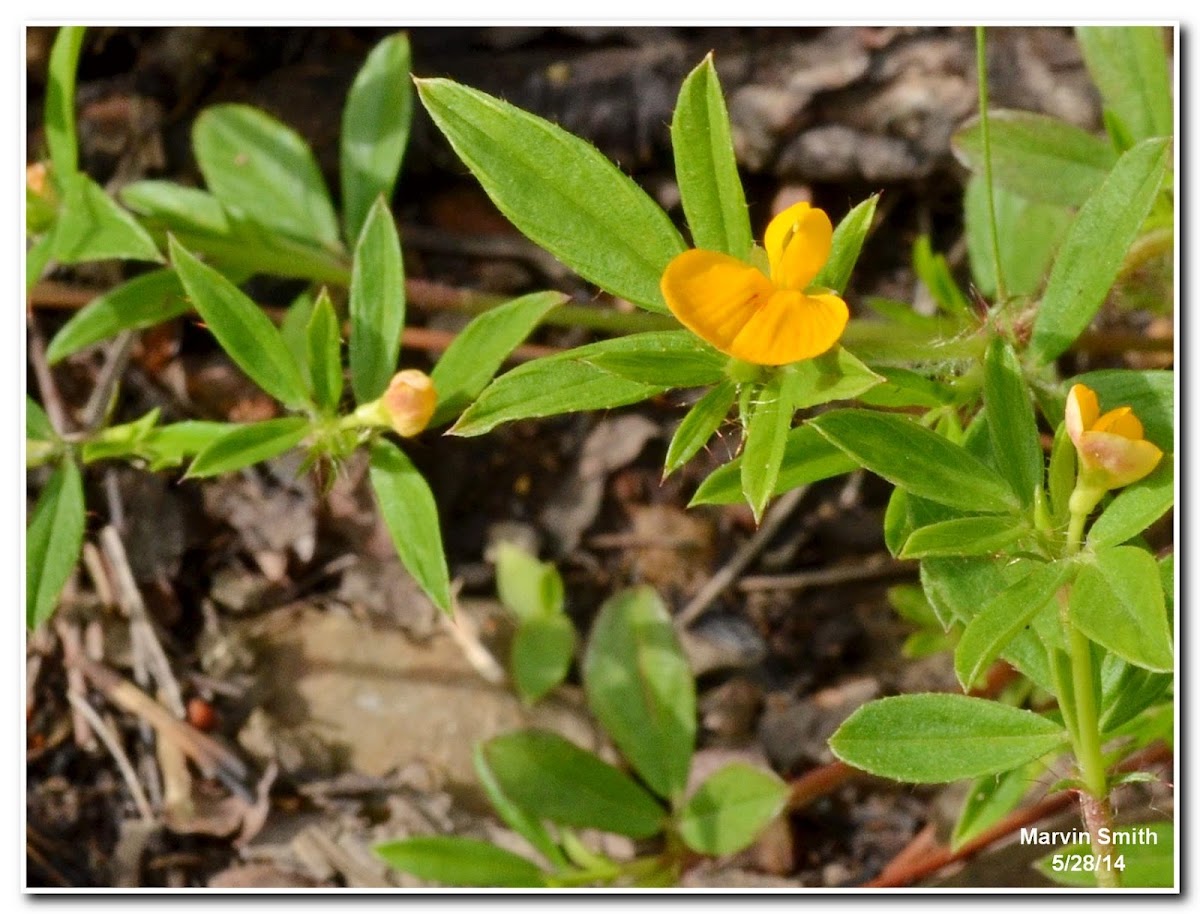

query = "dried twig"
[66,691,156,823]
[675,485,810,628]
[80,330,136,432]
[440,591,506,686]
[738,553,911,593]
[27,314,70,434]
[53,618,95,750]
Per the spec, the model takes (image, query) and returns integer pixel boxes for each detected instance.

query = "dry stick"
[53,618,95,750]
[65,691,156,823]
[738,553,911,593]
[675,485,810,629]
[79,330,136,432]
[441,590,507,686]
[99,525,186,720]
[27,314,71,434]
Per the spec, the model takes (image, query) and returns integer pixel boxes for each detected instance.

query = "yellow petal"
[1065,383,1099,446]
[726,290,848,366]
[1092,406,1145,440]
[661,249,774,355]
[1078,431,1163,489]
[763,201,832,291]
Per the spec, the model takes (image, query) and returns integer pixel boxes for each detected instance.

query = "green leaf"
[472,744,567,872]
[856,366,954,410]
[45,26,86,180]
[787,347,884,410]
[1070,546,1172,672]
[811,410,1020,514]
[26,460,86,630]
[349,198,405,403]
[185,417,309,478]
[671,55,752,261]
[899,516,1027,560]
[583,586,695,802]
[450,333,691,437]
[1087,462,1173,549]
[952,110,1118,207]
[279,289,316,376]
[690,423,856,506]
[340,33,413,243]
[964,177,1070,300]
[677,763,789,856]
[1076,27,1173,143]
[882,487,912,558]
[47,270,187,364]
[664,381,736,478]
[954,560,1074,690]
[417,78,686,313]
[481,729,665,838]
[1034,822,1173,888]
[829,694,1066,783]
[1069,369,1173,452]
[375,836,544,887]
[582,343,726,388]
[193,104,341,249]
[983,338,1043,506]
[26,397,55,442]
[1100,654,1172,736]
[141,421,235,471]
[368,439,451,613]
[169,237,310,408]
[429,291,564,426]
[741,373,794,521]
[80,410,161,464]
[53,173,163,265]
[813,195,879,295]
[1031,138,1171,364]
[306,289,343,413]
[912,235,972,320]
[494,542,563,622]
[27,231,56,295]
[952,764,1036,850]
[511,614,576,705]
[1047,423,1076,528]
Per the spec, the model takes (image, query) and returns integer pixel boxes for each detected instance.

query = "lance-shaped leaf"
[341,33,413,243]
[169,238,309,408]
[741,373,794,522]
[899,516,1028,560]
[53,173,163,265]
[27,397,55,442]
[47,270,187,364]
[349,199,405,403]
[472,744,567,872]
[45,26,86,180]
[417,78,686,313]
[1087,461,1173,549]
[964,177,1070,300]
[671,54,752,260]
[185,418,309,478]
[306,289,343,413]
[830,694,1066,783]
[813,194,879,294]
[1070,546,1172,673]
[1076,26,1173,143]
[27,460,86,630]
[984,338,1043,506]
[375,836,545,888]
[664,381,736,478]
[1031,138,1170,364]
[368,439,451,612]
[193,104,341,249]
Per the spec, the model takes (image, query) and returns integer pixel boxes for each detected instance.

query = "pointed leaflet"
[53,173,163,265]
[813,194,879,294]
[27,460,86,630]
[583,587,695,802]
[1087,461,1173,549]
[306,289,344,413]
[349,199,405,403]
[368,439,451,612]
[341,33,413,243]
[983,338,1043,506]
[811,410,1020,513]
[429,291,565,426]
[185,418,309,478]
[952,110,1117,207]
[375,837,545,888]
[1070,546,1172,672]
[472,744,568,872]
[829,694,1066,783]
[480,729,665,838]
[1076,27,1173,143]
[671,55,753,260]
[664,380,736,478]
[417,78,686,313]
[1031,138,1170,364]
[193,104,341,249]
[27,397,55,442]
[45,26,86,180]
[899,516,1028,560]
[964,177,1069,299]
[48,270,187,364]
[741,373,794,522]
[169,238,309,408]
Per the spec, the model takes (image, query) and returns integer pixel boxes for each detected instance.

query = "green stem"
[1062,482,1119,887]
[974,26,1008,306]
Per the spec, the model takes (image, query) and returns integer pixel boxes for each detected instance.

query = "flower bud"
[380,369,437,437]
[1065,383,1163,493]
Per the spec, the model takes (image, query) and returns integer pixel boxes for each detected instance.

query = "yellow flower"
[1065,383,1162,491]
[353,369,438,437]
[660,201,849,366]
